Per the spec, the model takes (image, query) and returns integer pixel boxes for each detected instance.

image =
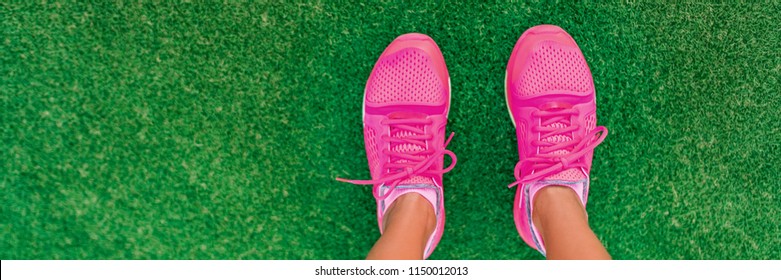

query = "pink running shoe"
[337,33,456,259]
[505,25,608,256]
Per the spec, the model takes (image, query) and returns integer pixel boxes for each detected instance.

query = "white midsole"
[505,71,516,128]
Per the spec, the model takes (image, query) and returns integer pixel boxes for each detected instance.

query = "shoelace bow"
[337,118,457,200]
[508,107,607,188]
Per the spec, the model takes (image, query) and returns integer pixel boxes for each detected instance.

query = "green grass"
[2,1,780,260]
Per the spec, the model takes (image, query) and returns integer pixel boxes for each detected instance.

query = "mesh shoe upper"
[514,41,594,98]
[366,48,445,104]
[364,46,450,187]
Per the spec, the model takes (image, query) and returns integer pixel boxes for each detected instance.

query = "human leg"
[532,186,610,259]
[366,193,437,259]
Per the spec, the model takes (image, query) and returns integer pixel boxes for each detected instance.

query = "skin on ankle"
[532,186,611,260]
[366,193,436,260]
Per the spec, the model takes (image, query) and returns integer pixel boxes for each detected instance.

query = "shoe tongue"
[540,118,585,181]
[399,176,434,186]
[389,112,434,185]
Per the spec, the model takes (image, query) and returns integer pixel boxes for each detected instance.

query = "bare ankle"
[534,186,582,208]
[532,186,588,239]
[383,193,436,239]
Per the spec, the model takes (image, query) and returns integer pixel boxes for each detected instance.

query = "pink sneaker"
[505,25,608,255]
[337,33,456,259]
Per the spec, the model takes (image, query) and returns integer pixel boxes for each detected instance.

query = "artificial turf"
[2,1,780,260]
